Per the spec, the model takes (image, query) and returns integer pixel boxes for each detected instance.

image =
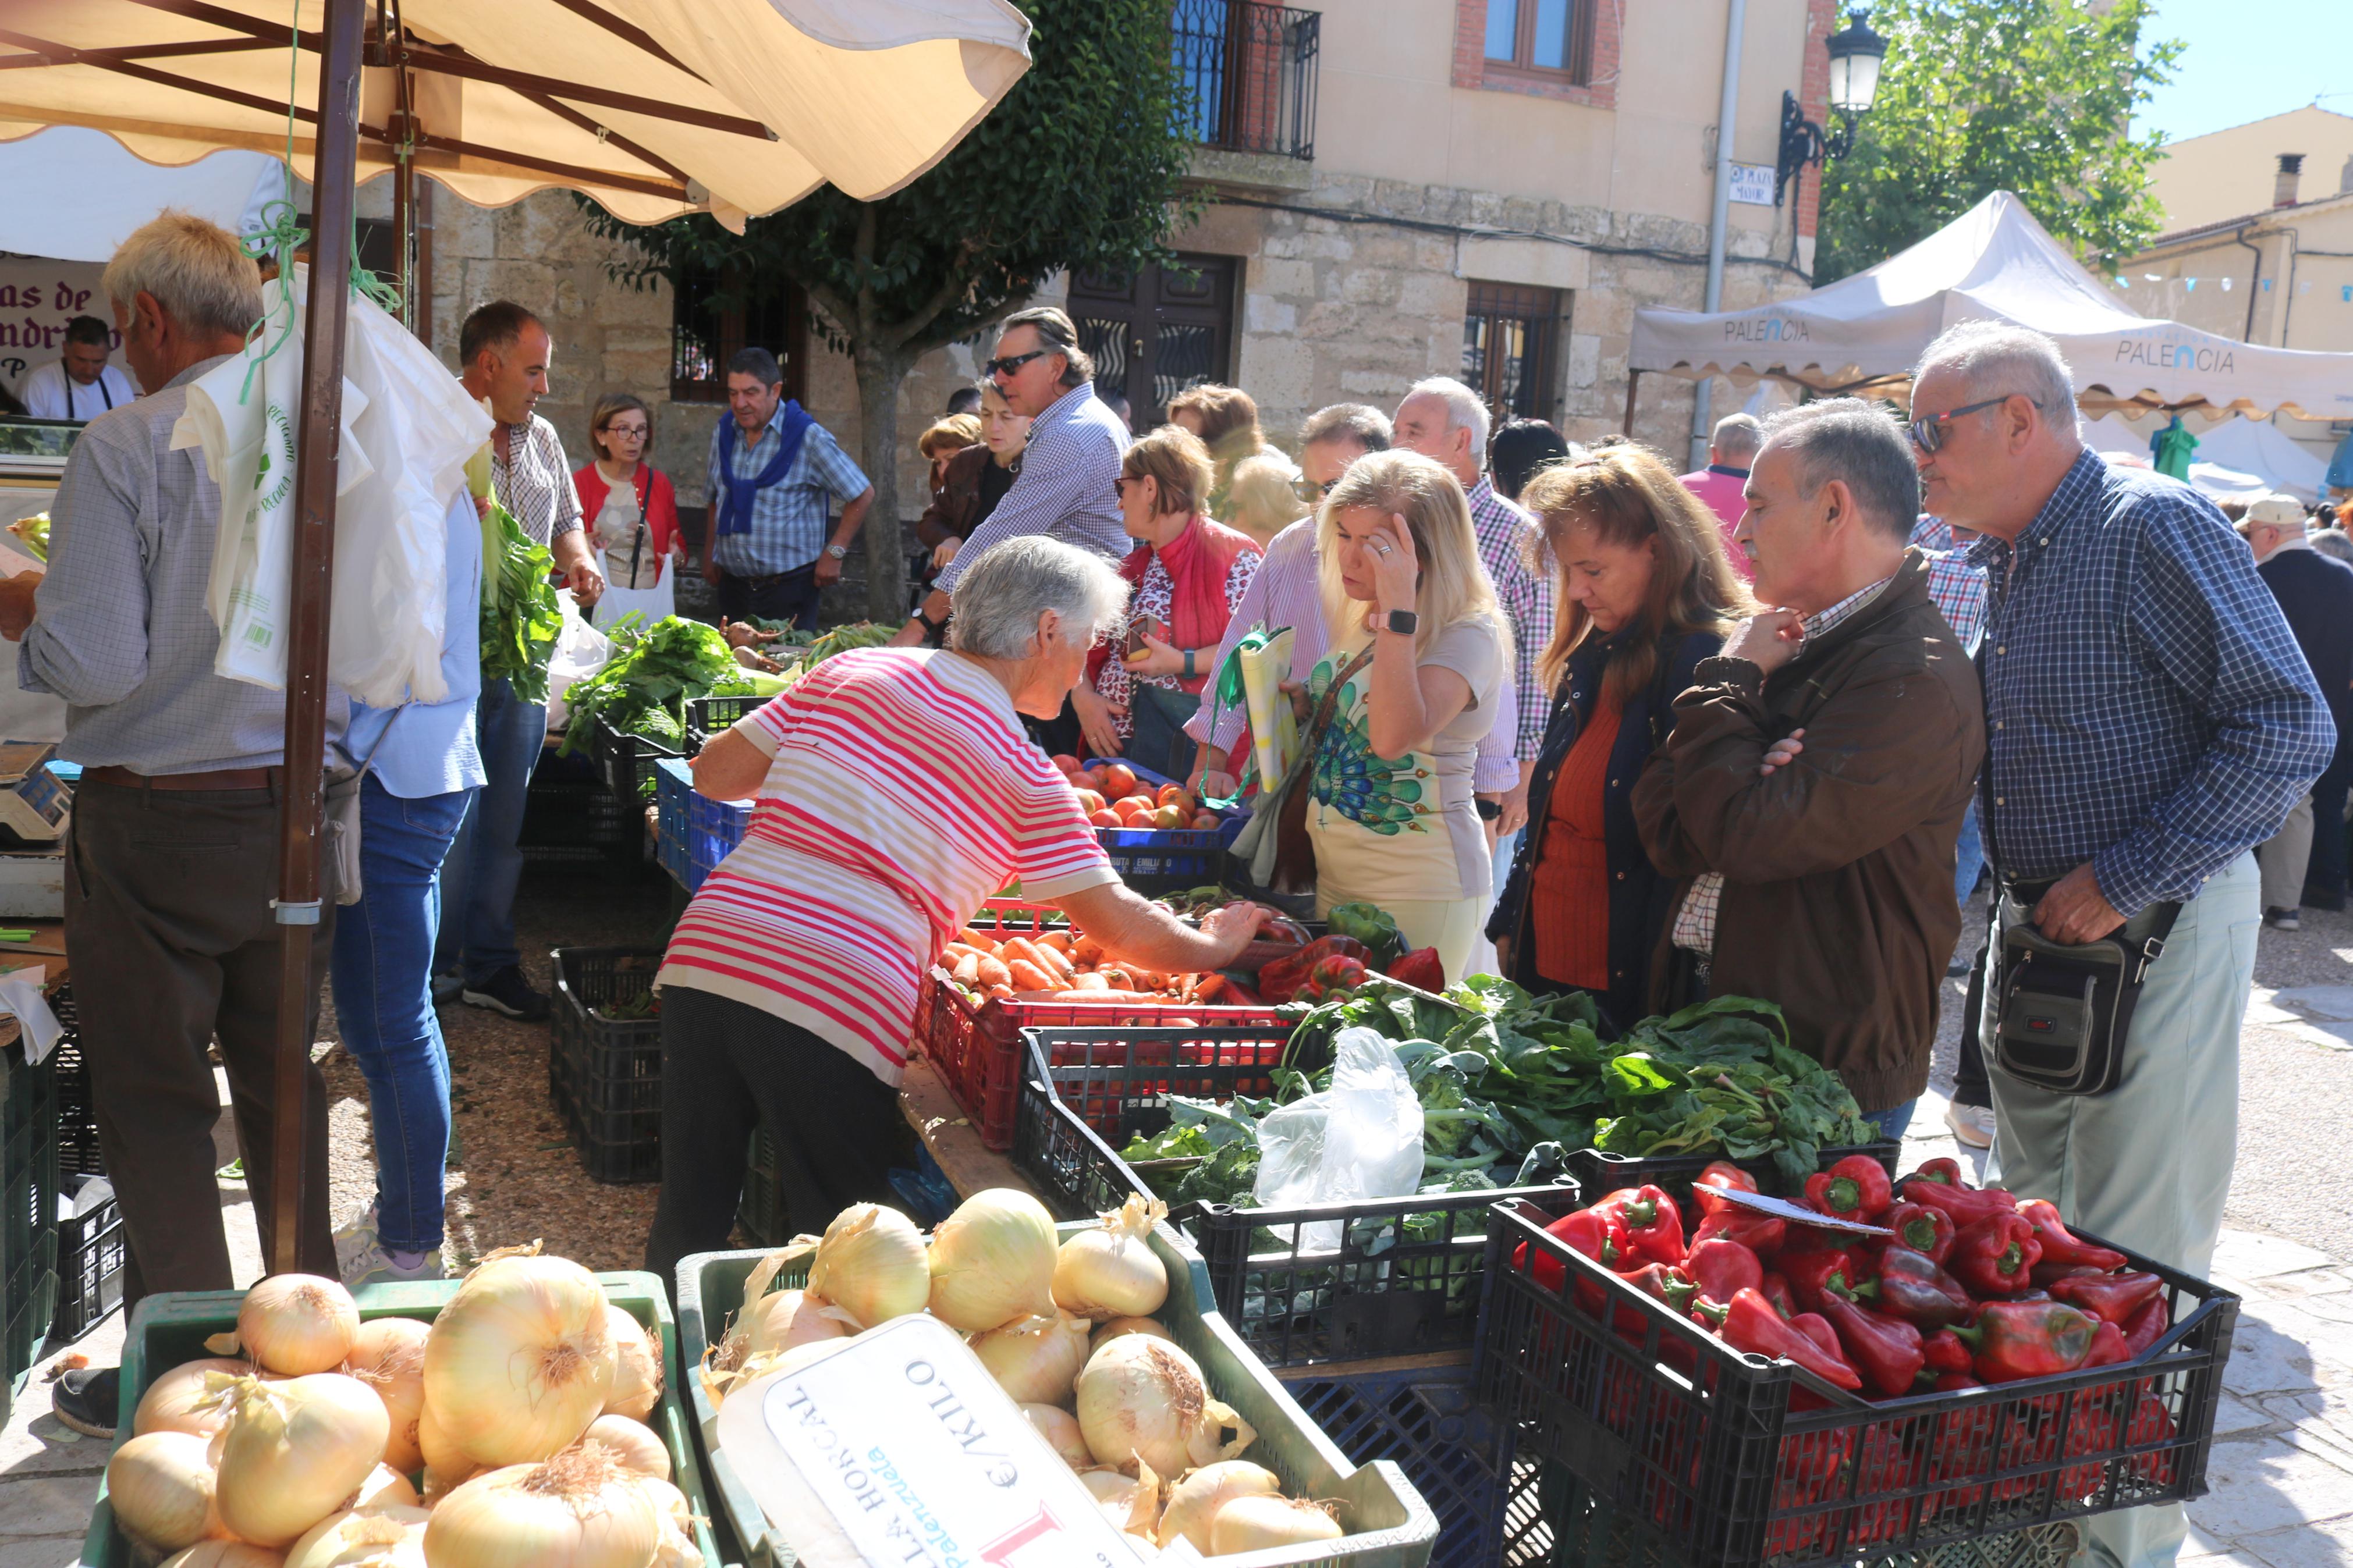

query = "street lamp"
[1776,7,1888,206]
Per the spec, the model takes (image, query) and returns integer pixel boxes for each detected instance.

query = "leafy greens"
[479,500,564,705]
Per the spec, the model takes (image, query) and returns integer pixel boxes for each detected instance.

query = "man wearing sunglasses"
[1913,321,2329,1568]
[893,307,1128,652]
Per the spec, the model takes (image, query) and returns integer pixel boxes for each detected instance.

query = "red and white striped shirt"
[658,648,1116,1085]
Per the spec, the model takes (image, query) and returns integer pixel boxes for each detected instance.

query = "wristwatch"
[1384,609,1419,635]
[824,542,849,560]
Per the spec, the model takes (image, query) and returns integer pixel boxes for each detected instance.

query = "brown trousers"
[65,779,336,1307]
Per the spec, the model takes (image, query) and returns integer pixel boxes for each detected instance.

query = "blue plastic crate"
[654,758,750,894]
[1279,1359,1508,1568]
[1078,755,1245,891]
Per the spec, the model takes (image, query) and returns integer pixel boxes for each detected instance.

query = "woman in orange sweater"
[1488,445,1750,1029]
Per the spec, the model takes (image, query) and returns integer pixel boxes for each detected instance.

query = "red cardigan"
[572,463,681,582]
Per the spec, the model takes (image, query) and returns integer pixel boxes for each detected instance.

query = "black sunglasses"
[984,347,1052,379]
[1909,393,2039,454]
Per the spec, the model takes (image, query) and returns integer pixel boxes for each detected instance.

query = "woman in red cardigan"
[573,392,683,628]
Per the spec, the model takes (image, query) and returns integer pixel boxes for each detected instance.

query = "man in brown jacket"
[1633,398,1985,1139]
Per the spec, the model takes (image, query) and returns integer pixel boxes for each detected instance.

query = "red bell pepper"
[1908,1156,1966,1187]
[1512,1206,1628,1295]
[2079,1320,2130,1368]
[2016,1198,2129,1271]
[1591,1186,1686,1267]
[1921,1327,1972,1375]
[1692,1160,1758,1215]
[1898,1165,2020,1227]
[1878,1201,1955,1264]
[1691,1208,1787,1256]
[1949,1213,2042,1297]
[1758,1273,1798,1319]
[1863,1245,1974,1329]
[1683,1238,1763,1305]
[1257,934,1372,1003]
[2030,1260,2107,1289]
[2129,1391,2180,1487]
[1949,1300,2100,1382]
[2049,1270,2164,1327]
[1933,1373,1982,1391]
[1297,952,1370,1002]
[1790,1313,1843,1360]
[2120,1293,2170,1358]
[1805,1154,1895,1221]
[1781,1247,1866,1313]
[1621,1262,1699,1313]
[1819,1284,1926,1398]
[1703,1288,1862,1389]
[1383,945,1445,990]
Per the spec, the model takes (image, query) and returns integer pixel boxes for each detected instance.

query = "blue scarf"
[714,400,813,537]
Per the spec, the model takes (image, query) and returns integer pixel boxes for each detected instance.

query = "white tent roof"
[0,129,279,261]
[1631,191,2353,422]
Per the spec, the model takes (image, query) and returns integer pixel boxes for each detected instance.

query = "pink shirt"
[1679,465,1754,582]
[659,649,1116,1085]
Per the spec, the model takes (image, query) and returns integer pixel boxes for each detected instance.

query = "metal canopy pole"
[269,0,364,1276]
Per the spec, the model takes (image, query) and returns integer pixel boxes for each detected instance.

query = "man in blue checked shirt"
[700,346,874,632]
[1914,321,2330,1568]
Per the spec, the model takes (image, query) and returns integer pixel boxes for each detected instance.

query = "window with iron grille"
[1463,281,1563,421]
[670,265,805,406]
[1481,0,1593,83]
[1172,0,1321,159]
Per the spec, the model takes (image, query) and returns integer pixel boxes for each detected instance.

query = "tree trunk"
[853,341,915,623]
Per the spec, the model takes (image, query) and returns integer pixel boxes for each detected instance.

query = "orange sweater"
[1529,693,1622,990]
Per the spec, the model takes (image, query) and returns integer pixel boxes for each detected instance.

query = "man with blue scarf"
[701,346,873,630]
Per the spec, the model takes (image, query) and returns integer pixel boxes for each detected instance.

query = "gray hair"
[1710,412,1763,463]
[1299,403,1392,453]
[1914,320,2079,436]
[1760,398,1922,543]
[101,210,262,340]
[947,535,1131,660]
[1403,376,1492,461]
[1001,306,1095,390]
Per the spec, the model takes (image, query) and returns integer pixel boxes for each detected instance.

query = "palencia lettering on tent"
[1726,318,1810,343]
[2114,339,2235,374]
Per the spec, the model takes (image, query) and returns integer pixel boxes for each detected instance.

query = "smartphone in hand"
[1124,613,1166,658]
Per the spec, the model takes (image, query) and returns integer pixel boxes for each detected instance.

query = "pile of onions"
[584,1413,672,1481]
[106,1430,222,1554]
[1074,1332,1255,1478]
[925,1187,1058,1333]
[806,1204,930,1330]
[1019,1402,1091,1468]
[226,1275,360,1376]
[212,1373,391,1548]
[133,1357,254,1440]
[283,1503,429,1568]
[602,1305,664,1422]
[422,1250,615,1469]
[423,1445,667,1568]
[969,1310,1092,1406]
[1052,1194,1170,1321]
[741,1288,854,1358]
[1158,1460,1282,1551]
[1210,1495,1344,1552]
[347,1317,429,1473]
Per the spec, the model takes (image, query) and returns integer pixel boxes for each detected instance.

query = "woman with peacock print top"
[1300,449,1511,982]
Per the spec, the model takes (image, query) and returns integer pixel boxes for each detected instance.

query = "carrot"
[1006,959,1058,992]
[1069,972,1110,991]
[974,956,1012,988]
[941,943,979,965]
[1043,990,1166,1004]
[1071,936,1105,967]
[1035,930,1074,954]
[952,952,981,983]
[987,983,1015,1000]
[957,927,1000,952]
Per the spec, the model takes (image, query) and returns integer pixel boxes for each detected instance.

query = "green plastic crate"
[78,1271,721,1567]
[676,1222,1439,1568]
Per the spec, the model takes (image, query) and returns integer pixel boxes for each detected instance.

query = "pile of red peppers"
[1517,1155,2178,1399]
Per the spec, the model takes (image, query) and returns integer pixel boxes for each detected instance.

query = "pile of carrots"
[939,922,1252,1007]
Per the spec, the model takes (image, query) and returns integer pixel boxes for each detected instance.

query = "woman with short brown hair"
[572,392,682,628]
[1168,382,1294,521]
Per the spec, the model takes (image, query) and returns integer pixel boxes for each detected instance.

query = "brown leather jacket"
[1631,552,1986,1112]
[918,443,1014,549]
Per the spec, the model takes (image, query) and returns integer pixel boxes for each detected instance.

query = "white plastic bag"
[542,591,612,734]
[1251,1025,1425,1253]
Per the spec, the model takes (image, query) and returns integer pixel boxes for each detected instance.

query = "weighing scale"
[0,742,70,918]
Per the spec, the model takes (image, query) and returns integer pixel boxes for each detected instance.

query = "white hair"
[1710,412,1763,462]
[101,209,263,340]
[947,535,1131,660]
[1404,375,1492,461]
[1914,320,2079,437]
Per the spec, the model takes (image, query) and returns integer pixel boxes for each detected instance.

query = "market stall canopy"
[0,0,1034,227]
[0,126,278,260]
[1630,191,2353,422]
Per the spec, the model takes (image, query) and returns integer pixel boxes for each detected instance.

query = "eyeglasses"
[1908,394,2038,454]
[1293,477,1342,504]
[984,348,1052,379]
[604,423,649,439]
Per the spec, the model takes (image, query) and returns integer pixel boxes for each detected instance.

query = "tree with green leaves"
[592,0,1195,620]
[1815,0,2180,285]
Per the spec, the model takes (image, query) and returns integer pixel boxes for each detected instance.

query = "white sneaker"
[342,1235,445,1288]
[1944,1101,1996,1149]
[332,1204,379,1278]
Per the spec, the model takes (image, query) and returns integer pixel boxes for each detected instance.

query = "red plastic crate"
[918,902,1287,1150]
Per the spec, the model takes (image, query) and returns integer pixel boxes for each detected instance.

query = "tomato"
[1115,799,1155,826]
[1088,809,1123,828]
[1119,794,1156,814]
[1073,788,1107,814]
[1078,767,1107,791]
[1189,811,1220,830]
[1051,753,1081,774]
[1102,763,1137,799]
[1151,805,1187,829]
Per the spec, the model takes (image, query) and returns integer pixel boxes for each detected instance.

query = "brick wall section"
[1451,0,1620,111]
[1797,0,1838,241]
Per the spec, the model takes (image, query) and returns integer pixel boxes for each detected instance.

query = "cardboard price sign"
[715,1313,1142,1568]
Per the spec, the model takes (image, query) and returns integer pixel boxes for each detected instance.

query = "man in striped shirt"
[893,307,1128,646]
[1394,378,1556,896]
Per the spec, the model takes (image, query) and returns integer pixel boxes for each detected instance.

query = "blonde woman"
[1225,451,1309,547]
[1486,445,1750,1027]
[1300,450,1510,980]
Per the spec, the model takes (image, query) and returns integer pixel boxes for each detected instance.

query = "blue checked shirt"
[1465,475,1555,788]
[932,382,1130,592]
[1911,516,1988,654]
[704,404,870,576]
[1969,450,2331,915]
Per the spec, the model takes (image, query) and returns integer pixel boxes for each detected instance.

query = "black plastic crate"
[738,1129,787,1248]
[548,948,665,1183]
[49,1176,123,1344]
[593,715,686,807]
[1014,1026,1576,1367]
[1280,1357,1510,1568]
[1472,1193,2238,1568]
[50,989,100,1179]
[0,1044,56,1422]
[520,774,640,876]
[1568,1142,1901,1206]
[686,694,769,754]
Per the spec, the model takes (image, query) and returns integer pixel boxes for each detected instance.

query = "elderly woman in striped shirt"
[645,536,1268,1278]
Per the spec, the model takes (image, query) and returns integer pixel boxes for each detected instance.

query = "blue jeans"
[333,777,470,1251]
[1954,796,1985,905]
[1865,1099,1917,1144]
[435,677,544,985]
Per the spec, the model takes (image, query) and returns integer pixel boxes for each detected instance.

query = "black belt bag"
[1992,881,2180,1097]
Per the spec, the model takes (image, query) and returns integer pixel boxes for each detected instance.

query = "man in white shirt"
[20,316,138,421]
